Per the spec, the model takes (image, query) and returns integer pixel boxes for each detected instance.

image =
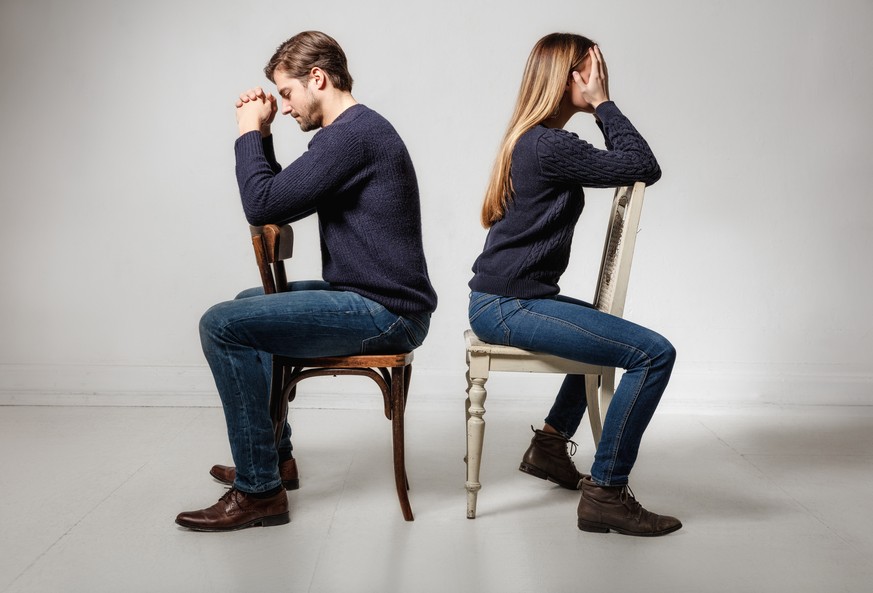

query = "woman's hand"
[572,45,610,112]
[235,86,277,137]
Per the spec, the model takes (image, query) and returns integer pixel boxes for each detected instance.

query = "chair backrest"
[250,224,294,295]
[592,182,646,317]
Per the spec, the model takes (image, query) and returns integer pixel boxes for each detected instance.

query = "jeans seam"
[468,297,495,324]
[469,292,492,309]
[602,360,650,485]
[495,299,516,343]
[219,341,281,493]
[398,317,425,349]
[516,306,649,362]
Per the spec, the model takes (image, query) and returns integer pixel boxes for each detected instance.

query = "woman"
[468,33,681,536]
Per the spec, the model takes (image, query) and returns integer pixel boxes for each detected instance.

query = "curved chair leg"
[270,360,289,447]
[391,365,414,521]
[465,363,488,519]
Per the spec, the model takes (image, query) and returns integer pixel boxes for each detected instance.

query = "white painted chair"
[464,182,647,519]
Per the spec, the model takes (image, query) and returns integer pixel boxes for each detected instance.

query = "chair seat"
[278,352,414,369]
[465,330,601,375]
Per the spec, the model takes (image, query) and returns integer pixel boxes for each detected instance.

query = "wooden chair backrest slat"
[592,182,645,317]
[250,224,294,295]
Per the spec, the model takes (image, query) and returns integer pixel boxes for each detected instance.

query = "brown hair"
[264,30,354,91]
[480,33,595,227]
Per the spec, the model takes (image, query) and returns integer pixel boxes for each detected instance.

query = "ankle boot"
[519,426,588,490]
[576,476,682,536]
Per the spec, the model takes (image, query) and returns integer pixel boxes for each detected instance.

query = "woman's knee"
[652,333,677,368]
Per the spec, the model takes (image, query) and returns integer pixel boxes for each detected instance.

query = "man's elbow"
[241,199,271,227]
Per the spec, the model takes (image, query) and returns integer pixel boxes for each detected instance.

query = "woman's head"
[514,33,596,126]
[481,33,596,227]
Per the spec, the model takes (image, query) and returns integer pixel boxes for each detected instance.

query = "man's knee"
[199,301,233,344]
[235,286,265,300]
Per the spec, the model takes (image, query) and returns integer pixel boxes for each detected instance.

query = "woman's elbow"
[643,161,662,186]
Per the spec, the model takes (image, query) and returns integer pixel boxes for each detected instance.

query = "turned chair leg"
[465,372,488,519]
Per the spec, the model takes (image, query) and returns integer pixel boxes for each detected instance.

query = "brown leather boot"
[519,426,588,489]
[175,488,290,532]
[577,476,682,536]
[210,458,300,490]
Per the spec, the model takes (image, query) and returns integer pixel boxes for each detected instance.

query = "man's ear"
[310,67,328,90]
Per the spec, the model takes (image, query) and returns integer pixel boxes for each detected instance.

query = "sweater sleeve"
[261,135,282,175]
[234,128,363,226]
[538,101,661,188]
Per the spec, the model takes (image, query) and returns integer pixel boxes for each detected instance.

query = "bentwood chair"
[249,224,416,521]
[464,182,647,519]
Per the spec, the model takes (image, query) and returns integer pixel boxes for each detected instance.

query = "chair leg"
[464,365,472,463]
[465,371,488,519]
[390,365,414,521]
[269,362,289,447]
[585,374,602,446]
[402,363,412,492]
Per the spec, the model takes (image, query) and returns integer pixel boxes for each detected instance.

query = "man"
[176,31,437,532]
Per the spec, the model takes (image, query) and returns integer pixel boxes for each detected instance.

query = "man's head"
[264,31,354,131]
[265,30,353,91]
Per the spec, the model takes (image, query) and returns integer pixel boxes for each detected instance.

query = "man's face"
[274,69,322,132]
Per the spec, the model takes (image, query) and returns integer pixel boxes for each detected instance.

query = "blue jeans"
[200,280,430,493]
[468,291,675,486]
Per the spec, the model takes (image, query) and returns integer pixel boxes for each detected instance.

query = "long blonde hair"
[481,33,594,227]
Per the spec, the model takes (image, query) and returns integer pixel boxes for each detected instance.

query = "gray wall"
[2,0,871,406]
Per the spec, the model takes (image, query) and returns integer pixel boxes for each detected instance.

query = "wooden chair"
[464,182,647,519]
[249,224,416,521]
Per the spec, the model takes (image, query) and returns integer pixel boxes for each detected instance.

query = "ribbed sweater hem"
[468,274,558,300]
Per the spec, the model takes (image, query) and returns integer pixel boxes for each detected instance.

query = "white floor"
[1,401,872,593]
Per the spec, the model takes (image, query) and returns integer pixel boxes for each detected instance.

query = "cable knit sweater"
[469,101,661,298]
[235,104,437,316]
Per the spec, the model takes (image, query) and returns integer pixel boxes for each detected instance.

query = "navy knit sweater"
[235,104,437,316]
[469,101,661,298]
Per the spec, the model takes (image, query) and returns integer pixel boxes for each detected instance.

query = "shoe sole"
[518,462,581,490]
[210,470,300,491]
[577,517,683,537]
[176,511,291,532]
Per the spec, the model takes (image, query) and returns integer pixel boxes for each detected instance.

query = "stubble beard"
[296,91,322,132]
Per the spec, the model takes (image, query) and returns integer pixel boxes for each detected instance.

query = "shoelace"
[219,488,239,504]
[619,484,644,520]
[535,426,579,456]
[566,439,579,457]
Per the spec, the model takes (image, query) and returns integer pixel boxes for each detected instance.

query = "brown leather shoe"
[576,476,682,537]
[519,426,588,489]
[210,458,299,490]
[175,488,290,532]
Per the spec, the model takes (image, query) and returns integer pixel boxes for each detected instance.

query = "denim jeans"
[468,291,675,486]
[200,280,430,494]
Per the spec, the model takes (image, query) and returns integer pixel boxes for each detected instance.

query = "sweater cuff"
[594,100,619,120]
[263,134,277,161]
[234,130,265,161]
